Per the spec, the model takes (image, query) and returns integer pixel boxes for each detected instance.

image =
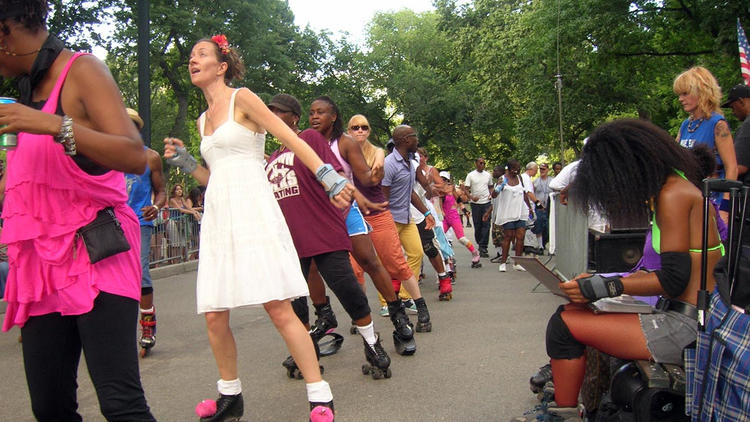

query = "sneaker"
[402,299,418,314]
[499,263,507,272]
[379,306,389,317]
[513,264,526,271]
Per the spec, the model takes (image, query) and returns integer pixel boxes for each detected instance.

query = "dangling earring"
[0,41,40,57]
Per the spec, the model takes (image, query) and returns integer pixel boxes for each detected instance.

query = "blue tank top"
[125,163,154,227]
[678,111,726,173]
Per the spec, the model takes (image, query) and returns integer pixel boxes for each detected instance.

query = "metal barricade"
[148,208,200,268]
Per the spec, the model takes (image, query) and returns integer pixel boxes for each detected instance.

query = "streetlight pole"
[137,0,151,146]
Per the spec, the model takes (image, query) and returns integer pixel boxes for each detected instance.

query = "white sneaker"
[513,264,526,271]
[499,263,507,272]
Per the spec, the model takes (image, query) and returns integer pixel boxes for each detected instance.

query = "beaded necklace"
[686,117,704,133]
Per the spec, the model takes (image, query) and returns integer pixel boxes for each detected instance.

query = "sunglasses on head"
[350,125,369,131]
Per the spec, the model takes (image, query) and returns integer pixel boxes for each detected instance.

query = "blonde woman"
[347,115,434,327]
[673,66,736,187]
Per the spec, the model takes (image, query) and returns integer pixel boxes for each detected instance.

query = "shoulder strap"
[43,52,90,114]
[198,113,206,136]
[228,89,239,122]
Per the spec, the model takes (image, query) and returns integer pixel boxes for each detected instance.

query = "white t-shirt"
[549,161,579,191]
[464,170,492,204]
[494,176,527,225]
[521,173,534,217]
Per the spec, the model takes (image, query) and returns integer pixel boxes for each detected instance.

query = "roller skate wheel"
[310,405,335,422]
[371,369,383,380]
[362,364,371,375]
[349,325,358,335]
[139,348,149,358]
[195,399,217,417]
[384,367,392,378]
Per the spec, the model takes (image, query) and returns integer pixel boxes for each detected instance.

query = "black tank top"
[30,94,109,175]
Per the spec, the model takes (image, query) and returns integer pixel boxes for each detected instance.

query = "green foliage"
[7,0,748,185]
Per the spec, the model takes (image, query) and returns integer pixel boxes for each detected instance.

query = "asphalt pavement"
[0,226,567,421]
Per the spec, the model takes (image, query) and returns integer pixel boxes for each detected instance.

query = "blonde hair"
[348,114,380,167]
[673,66,723,117]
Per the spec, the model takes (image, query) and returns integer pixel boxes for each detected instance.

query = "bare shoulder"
[658,175,700,211]
[67,54,116,84]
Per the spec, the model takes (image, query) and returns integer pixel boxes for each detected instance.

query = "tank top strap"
[228,89,240,123]
[198,112,207,136]
[43,52,89,114]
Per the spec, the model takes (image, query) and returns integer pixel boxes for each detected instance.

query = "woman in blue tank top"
[673,66,736,190]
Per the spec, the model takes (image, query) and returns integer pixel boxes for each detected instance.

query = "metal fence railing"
[148,209,200,268]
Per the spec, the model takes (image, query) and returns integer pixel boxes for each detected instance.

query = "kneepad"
[546,306,585,359]
[422,239,439,259]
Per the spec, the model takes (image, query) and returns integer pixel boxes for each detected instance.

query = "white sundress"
[195,88,309,313]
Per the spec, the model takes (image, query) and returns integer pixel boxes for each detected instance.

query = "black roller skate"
[414,298,432,332]
[529,363,552,394]
[309,297,343,357]
[361,334,392,379]
[309,400,335,422]
[387,300,416,356]
[282,335,324,379]
[309,297,338,341]
[139,308,156,358]
[199,393,243,422]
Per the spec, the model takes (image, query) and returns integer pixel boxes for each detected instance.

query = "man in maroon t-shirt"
[266,111,392,379]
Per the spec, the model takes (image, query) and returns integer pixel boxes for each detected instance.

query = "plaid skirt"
[685,286,750,421]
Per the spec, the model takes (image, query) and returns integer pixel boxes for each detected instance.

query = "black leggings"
[21,292,155,422]
[294,250,371,325]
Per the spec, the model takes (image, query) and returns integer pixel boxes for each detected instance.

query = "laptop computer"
[512,256,567,298]
[512,256,654,313]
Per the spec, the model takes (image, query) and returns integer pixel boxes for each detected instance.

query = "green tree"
[105,0,324,158]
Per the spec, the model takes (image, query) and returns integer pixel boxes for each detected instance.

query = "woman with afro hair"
[515,119,723,420]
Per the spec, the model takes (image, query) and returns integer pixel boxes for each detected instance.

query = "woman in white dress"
[164,35,351,422]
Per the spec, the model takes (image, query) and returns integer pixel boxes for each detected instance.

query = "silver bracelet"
[55,115,77,156]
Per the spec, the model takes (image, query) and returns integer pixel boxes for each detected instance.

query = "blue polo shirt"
[382,149,415,224]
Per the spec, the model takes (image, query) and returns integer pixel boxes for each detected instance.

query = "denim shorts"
[639,309,697,364]
[502,220,526,230]
[346,202,371,236]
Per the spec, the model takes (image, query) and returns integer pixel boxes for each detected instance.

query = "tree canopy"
[3,0,749,180]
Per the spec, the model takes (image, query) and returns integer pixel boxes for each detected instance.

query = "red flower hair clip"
[211,34,230,55]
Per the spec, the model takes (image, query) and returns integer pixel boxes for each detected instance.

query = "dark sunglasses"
[350,125,369,131]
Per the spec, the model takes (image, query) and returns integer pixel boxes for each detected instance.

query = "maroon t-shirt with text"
[265,129,351,258]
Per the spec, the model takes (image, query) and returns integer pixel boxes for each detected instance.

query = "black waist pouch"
[77,207,131,264]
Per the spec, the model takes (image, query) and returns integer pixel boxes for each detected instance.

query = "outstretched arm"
[236,88,353,207]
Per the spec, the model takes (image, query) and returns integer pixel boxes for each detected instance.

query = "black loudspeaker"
[588,229,648,273]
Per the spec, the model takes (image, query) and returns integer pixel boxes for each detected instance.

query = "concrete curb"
[150,260,198,280]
